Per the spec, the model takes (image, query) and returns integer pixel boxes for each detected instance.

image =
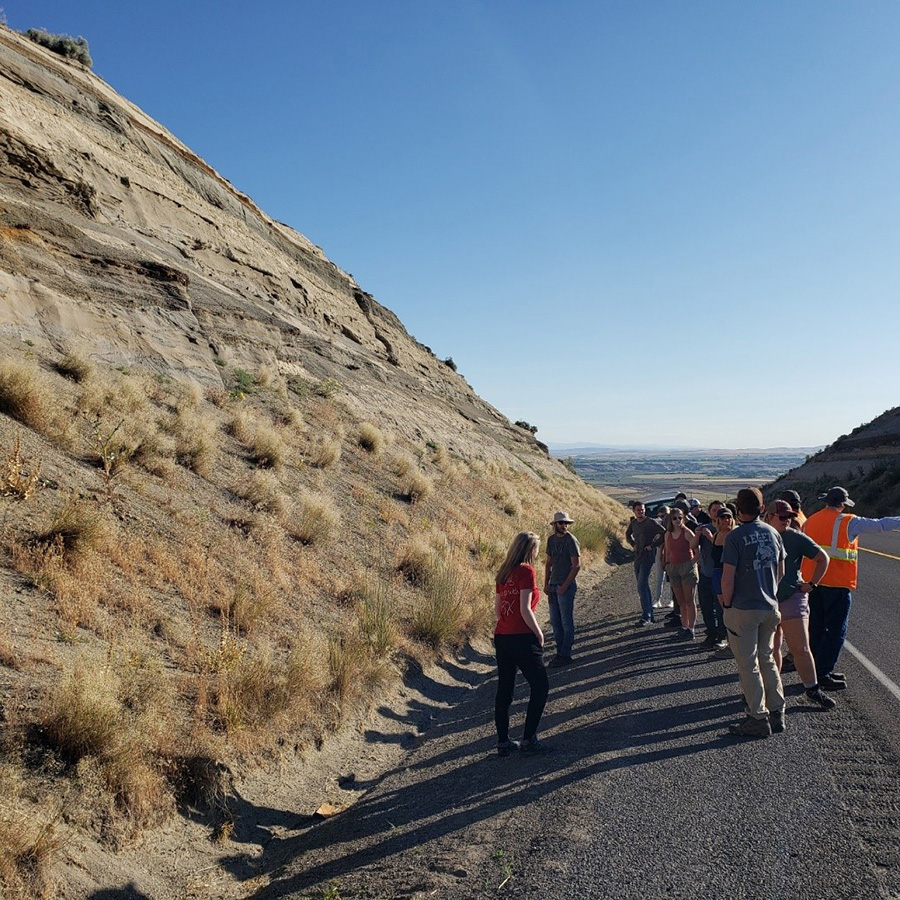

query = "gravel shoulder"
[241,563,900,900]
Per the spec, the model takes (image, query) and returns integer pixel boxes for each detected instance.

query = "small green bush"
[25,29,92,67]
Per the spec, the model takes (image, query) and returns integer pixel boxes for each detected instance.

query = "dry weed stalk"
[0,431,41,500]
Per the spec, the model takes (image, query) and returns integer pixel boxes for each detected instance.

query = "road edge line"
[844,640,900,703]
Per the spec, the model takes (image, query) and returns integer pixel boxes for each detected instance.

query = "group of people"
[624,484,900,737]
[491,486,900,752]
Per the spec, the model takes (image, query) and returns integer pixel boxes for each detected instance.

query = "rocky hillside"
[766,406,900,515]
[0,25,542,458]
[0,26,625,899]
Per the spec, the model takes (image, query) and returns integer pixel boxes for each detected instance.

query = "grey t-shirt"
[778,529,821,602]
[722,519,785,611]
[546,532,581,586]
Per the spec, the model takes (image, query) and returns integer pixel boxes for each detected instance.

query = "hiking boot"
[819,676,847,691]
[727,715,771,738]
[547,655,572,668]
[805,687,837,710]
[713,643,734,659]
[520,736,547,754]
[769,709,786,734]
[497,739,520,757]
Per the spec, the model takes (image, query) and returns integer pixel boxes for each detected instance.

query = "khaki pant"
[724,606,785,718]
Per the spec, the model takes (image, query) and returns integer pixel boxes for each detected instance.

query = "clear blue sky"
[6,1,900,448]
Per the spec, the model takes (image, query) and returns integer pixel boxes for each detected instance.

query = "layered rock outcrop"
[0,25,540,458]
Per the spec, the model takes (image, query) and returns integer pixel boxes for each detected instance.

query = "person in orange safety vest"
[800,486,900,691]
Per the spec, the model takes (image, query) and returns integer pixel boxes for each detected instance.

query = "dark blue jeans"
[697,573,723,636]
[548,583,577,658]
[808,585,852,677]
[494,632,549,742]
[634,552,656,621]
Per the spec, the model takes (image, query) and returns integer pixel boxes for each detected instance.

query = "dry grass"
[234,470,286,514]
[0,431,41,500]
[357,578,398,659]
[356,422,385,455]
[388,449,416,478]
[308,435,342,469]
[286,492,340,545]
[0,766,60,900]
[404,469,432,503]
[0,361,56,435]
[0,347,627,866]
[226,408,257,443]
[249,425,286,470]
[55,351,95,383]
[409,551,471,649]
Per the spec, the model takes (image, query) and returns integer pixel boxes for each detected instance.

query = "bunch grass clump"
[308,435,342,469]
[571,518,612,554]
[286,492,339,545]
[0,361,56,436]
[55,351,94,383]
[356,422,385,455]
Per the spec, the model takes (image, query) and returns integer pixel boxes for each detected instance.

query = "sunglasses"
[777,515,793,522]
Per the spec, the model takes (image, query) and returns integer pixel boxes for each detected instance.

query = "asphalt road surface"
[250,561,900,900]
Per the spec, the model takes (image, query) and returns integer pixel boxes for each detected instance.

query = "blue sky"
[6,1,899,448]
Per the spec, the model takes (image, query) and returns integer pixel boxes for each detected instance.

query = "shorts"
[778,591,809,620]
[712,568,723,596]
[666,560,698,590]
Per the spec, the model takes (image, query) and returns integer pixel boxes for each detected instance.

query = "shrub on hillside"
[55,352,94,383]
[24,28,92,67]
[356,422,385,455]
[0,361,55,436]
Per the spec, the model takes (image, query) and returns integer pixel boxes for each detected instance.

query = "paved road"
[851,531,900,690]
[250,563,900,900]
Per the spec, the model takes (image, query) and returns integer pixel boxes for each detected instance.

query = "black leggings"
[494,632,549,742]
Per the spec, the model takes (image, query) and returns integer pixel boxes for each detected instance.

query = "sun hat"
[551,511,574,525]
[820,486,855,508]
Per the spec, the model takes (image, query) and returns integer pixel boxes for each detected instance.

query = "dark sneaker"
[520,736,547,754]
[713,643,734,659]
[805,687,837,710]
[769,709,786,733]
[497,739,520,757]
[780,656,796,674]
[819,676,847,691]
[828,672,847,682]
[664,617,683,628]
[679,628,695,640]
[699,634,717,649]
[636,617,653,627]
[727,715,771,738]
[548,655,572,668]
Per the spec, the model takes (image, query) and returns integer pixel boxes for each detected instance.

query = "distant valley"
[558,446,821,506]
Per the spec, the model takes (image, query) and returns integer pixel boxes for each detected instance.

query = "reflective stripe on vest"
[820,513,858,561]
[802,508,858,589]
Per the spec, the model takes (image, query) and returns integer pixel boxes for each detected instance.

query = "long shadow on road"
[235,612,743,898]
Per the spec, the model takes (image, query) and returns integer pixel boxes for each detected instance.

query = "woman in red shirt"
[494,531,549,755]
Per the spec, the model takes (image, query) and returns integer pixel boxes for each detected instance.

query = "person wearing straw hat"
[544,511,581,667]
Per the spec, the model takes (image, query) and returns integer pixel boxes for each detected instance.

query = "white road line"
[844,640,900,703]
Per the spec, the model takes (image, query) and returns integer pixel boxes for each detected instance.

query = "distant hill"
[766,406,900,515]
